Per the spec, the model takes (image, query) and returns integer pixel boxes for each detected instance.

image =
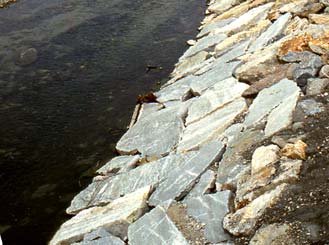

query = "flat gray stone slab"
[128,205,189,245]
[180,33,227,60]
[212,2,274,35]
[186,77,249,125]
[50,186,151,245]
[96,155,140,176]
[137,103,164,121]
[190,61,241,95]
[185,191,233,243]
[116,106,184,157]
[155,75,196,103]
[248,13,292,52]
[72,228,124,245]
[67,152,196,214]
[244,79,300,129]
[148,140,225,206]
[185,170,216,199]
[198,18,236,38]
[178,98,247,152]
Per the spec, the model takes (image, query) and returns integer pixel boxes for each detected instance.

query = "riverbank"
[51,0,329,244]
[0,1,205,244]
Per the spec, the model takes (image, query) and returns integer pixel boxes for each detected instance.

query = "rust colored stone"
[277,34,312,57]
[280,140,308,160]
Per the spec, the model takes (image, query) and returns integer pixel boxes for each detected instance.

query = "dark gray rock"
[185,191,233,243]
[148,140,225,206]
[18,48,38,66]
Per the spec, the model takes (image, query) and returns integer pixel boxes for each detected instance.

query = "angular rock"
[185,191,233,243]
[244,79,300,130]
[96,155,140,176]
[186,77,249,125]
[155,75,195,103]
[172,51,208,78]
[308,33,329,55]
[67,152,196,214]
[215,40,251,62]
[298,99,325,116]
[248,13,292,53]
[178,98,247,152]
[72,228,124,245]
[264,89,300,136]
[190,61,241,95]
[249,224,293,245]
[128,205,189,245]
[148,140,225,206]
[198,18,236,38]
[215,20,271,53]
[50,186,151,245]
[309,14,329,24]
[277,34,312,58]
[116,106,184,157]
[212,3,274,36]
[280,140,307,160]
[180,33,227,60]
[216,129,265,190]
[284,16,309,35]
[251,145,280,175]
[234,40,284,83]
[242,64,291,98]
[208,0,239,15]
[319,65,329,78]
[307,78,329,95]
[185,170,216,199]
[223,184,288,236]
[137,103,164,122]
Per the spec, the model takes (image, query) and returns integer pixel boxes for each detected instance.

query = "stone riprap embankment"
[50,0,329,244]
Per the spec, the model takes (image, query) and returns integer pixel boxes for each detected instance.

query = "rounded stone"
[18,48,38,66]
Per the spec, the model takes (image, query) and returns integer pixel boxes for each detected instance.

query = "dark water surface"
[0,0,205,244]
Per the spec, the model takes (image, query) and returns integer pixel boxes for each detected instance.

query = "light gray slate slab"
[67,152,196,214]
[186,77,249,125]
[148,140,225,206]
[264,90,300,137]
[248,13,292,53]
[128,205,189,245]
[213,2,274,35]
[190,61,241,95]
[96,155,140,176]
[137,103,164,122]
[244,79,300,128]
[116,106,184,157]
[208,0,239,14]
[185,191,233,243]
[185,170,216,199]
[178,98,247,152]
[180,33,227,60]
[50,186,151,245]
[198,18,236,38]
[72,228,124,245]
[155,75,195,103]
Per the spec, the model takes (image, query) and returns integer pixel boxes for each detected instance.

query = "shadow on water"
[0,0,205,244]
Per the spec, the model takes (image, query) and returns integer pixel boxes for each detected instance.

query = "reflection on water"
[0,0,205,244]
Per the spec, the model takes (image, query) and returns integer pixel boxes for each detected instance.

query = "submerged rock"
[18,48,38,66]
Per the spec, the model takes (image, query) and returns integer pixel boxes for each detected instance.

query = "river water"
[0,0,205,244]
